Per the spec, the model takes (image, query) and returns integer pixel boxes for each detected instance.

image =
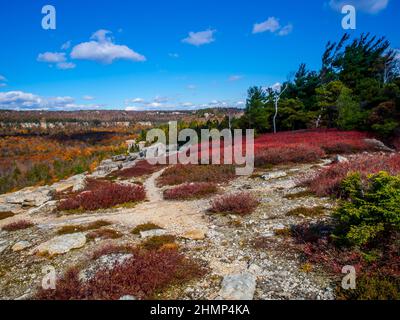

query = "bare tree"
[271,84,288,134]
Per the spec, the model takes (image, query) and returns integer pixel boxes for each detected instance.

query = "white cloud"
[329,0,389,13]
[0,91,104,110]
[71,29,146,64]
[169,53,179,58]
[61,41,71,50]
[228,75,243,81]
[278,24,293,36]
[83,95,95,101]
[252,17,293,36]
[187,84,197,90]
[37,52,66,63]
[271,82,283,91]
[253,17,281,34]
[57,62,76,70]
[182,29,216,46]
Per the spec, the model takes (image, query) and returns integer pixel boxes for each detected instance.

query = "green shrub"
[334,171,400,246]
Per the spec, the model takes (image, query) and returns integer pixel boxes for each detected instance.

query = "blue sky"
[0,0,398,111]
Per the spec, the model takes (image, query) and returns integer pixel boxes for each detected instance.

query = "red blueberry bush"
[113,160,164,179]
[36,248,205,300]
[210,192,260,215]
[1,220,34,231]
[57,180,146,211]
[163,183,218,200]
[253,129,376,166]
[304,153,400,197]
[158,164,235,187]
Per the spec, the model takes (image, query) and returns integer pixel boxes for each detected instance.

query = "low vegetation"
[2,220,34,232]
[131,223,163,235]
[163,183,218,200]
[57,220,112,235]
[210,192,259,216]
[57,180,146,212]
[305,153,400,197]
[86,228,123,240]
[35,247,205,300]
[111,160,164,179]
[157,164,235,187]
[286,206,326,217]
[140,235,177,251]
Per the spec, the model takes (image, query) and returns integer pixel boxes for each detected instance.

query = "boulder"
[4,186,54,207]
[0,203,21,214]
[32,233,86,256]
[219,273,257,300]
[182,229,206,241]
[12,241,31,252]
[112,155,127,162]
[72,175,87,192]
[27,200,57,215]
[364,138,395,152]
[333,155,349,163]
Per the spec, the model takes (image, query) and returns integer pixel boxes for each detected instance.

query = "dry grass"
[57,220,112,235]
[86,228,123,240]
[140,235,176,251]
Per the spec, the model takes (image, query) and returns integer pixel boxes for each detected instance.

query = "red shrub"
[253,129,376,166]
[2,220,34,231]
[255,144,325,166]
[158,164,235,187]
[58,181,146,211]
[210,192,259,215]
[114,160,164,179]
[36,248,205,300]
[163,183,218,200]
[305,153,400,197]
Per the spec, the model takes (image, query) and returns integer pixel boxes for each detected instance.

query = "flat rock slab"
[182,229,206,240]
[262,171,287,181]
[219,273,257,300]
[140,229,167,238]
[12,241,31,252]
[32,233,86,256]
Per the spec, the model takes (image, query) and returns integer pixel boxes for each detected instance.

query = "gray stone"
[364,138,395,152]
[219,273,257,300]
[140,229,167,238]
[112,155,127,162]
[262,171,287,181]
[27,201,57,215]
[119,295,137,300]
[333,155,349,163]
[0,203,21,213]
[4,186,54,207]
[12,241,31,252]
[71,174,87,192]
[32,233,86,256]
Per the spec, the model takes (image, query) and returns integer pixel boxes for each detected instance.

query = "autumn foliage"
[210,192,260,215]
[57,180,146,211]
[163,183,218,200]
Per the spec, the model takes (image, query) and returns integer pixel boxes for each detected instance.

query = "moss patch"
[131,223,163,235]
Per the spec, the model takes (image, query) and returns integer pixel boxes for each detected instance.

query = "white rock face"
[32,233,86,256]
[27,201,57,215]
[72,175,87,192]
[219,273,257,300]
[4,186,54,207]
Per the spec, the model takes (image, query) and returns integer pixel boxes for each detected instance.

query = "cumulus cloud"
[182,29,216,46]
[37,52,66,63]
[83,95,95,101]
[0,91,103,110]
[252,17,293,36]
[71,29,146,64]
[329,0,389,13]
[37,52,75,70]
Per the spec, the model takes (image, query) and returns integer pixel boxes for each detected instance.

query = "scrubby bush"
[131,223,162,235]
[140,235,176,251]
[305,153,400,197]
[36,248,205,300]
[255,145,325,167]
[57,220,112,235]
[2,220,34,231]
[163,183,217,200]
[210,192,259,216]
[333,172,400,246]
[57,180,146,212]
[113,160,164,179]
[158,164,235,187]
